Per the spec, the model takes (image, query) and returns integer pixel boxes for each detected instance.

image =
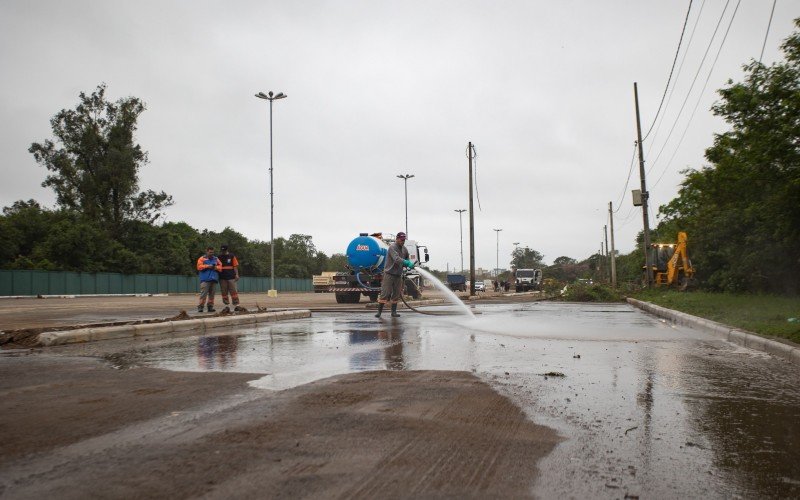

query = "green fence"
[0,270,312,296]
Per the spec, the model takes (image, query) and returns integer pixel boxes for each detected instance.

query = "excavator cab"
[645,232,695,290]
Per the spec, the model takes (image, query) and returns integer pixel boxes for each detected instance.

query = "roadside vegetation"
[556,283,626,303]
[631,290,800,344]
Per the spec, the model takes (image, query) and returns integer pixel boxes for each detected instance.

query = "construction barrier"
[0,270,312,296]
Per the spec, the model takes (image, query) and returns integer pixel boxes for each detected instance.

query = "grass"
[550,283,627,303]
[630,290,800,344]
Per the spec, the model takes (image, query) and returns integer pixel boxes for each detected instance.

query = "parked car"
[474,281,486,292]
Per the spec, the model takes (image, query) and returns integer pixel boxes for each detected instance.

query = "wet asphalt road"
[64,301,800,498]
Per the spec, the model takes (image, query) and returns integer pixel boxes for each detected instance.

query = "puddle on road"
[118,301,800,498]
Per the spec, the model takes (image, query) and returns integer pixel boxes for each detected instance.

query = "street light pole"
[455,209,466,272]
[255,90,287,297]
[397,174,414,236]
[493,228,502,277]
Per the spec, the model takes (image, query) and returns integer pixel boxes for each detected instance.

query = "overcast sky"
[1,0,798,272]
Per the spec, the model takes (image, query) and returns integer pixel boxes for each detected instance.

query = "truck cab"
[399,239,429,298]
[514,268,542,292]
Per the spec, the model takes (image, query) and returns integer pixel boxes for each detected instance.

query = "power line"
[647,0,707,152]
[473,147,482,211]
[615,204,638,228]
[642,0,694,142]
[652,0,742,190]
[759,0,778,65]
[646,0,732,175]
[614,142,638,212]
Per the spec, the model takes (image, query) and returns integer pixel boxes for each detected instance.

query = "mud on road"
[0,353,559,499]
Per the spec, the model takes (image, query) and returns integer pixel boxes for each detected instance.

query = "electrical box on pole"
[632,189,643,207]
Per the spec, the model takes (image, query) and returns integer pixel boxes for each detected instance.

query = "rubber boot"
[375,303,384,318]
[391,304,400,317]
[197,305,204,313]
[207,304,216,313]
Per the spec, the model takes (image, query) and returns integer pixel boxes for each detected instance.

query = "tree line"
[0,198,347,278]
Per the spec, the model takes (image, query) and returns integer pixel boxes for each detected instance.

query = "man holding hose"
[375,232,415,318]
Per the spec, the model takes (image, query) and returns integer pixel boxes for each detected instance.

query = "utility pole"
[455,209,466,272]
[604,225,609,282]
[609,201,617,287]
[634,82,654,287]
[599,242,604,281]
[468,142,476,296]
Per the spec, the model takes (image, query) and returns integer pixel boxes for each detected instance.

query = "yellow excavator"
[646,231,695,290]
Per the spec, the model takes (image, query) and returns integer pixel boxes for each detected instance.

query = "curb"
[626,298,800,365]
[36,310,312,347]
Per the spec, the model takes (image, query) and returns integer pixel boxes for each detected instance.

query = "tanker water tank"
[346,235,388,271]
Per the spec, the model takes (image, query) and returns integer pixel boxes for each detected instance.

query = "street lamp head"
[255,91,287,101]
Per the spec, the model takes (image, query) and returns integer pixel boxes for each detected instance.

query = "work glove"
[403,259,415,269]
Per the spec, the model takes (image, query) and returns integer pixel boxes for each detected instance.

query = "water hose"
[354,271,381,291]
[398,270,462,316]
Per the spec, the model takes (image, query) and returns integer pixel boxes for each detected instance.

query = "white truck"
[514,268,542,292]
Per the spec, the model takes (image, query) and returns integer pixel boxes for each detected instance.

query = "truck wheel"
[367,293,379,302]
[348,292,361,304]
[514,286,520,293]
[335,293,347,304]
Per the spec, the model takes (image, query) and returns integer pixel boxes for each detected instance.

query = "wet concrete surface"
[37,301,800,498]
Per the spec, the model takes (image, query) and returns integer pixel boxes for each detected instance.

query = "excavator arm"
[666,232,693,288]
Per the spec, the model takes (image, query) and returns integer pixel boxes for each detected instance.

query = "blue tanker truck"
[313,233,429,304]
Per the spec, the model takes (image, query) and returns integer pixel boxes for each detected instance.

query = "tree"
[658,19,800,293]
[28,84,172,233]
[553,256,577,266]
[326,253,348,272]
[511,247,544,269]
[544,256,582,282]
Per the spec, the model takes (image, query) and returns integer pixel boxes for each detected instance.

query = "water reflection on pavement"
[128,301,800,498]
